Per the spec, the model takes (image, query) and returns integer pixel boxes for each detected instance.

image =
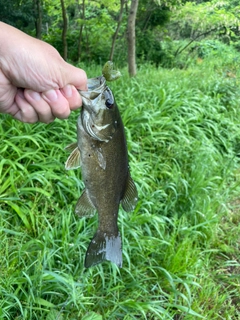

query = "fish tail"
[84,230,122,268]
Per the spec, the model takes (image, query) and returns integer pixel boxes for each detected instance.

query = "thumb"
[63,62,88,91]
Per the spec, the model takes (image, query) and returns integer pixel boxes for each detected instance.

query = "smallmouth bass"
[65,66,138,268]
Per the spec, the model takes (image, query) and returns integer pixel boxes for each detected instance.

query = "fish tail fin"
[84,231,122,268]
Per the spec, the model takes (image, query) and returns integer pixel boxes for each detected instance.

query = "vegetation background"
[0,0,240,319]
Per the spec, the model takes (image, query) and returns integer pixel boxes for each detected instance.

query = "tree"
[135,0,171,66]
[169,1,240,56]
[34,0,42,39]
[0,0,37,34]
[77,0,85,61]
[109,0,126,61]
[127,0,139,76]
[60,0,68,60]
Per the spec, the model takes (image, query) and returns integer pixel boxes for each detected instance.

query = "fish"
[65,71,138,268]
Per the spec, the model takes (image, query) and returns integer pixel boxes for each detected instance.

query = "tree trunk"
[60,0,68,60]
[109,0,125,61]
[34,0,42,39]
[85,27,91,62]
[127,0,139,77]
[77,0,85,61]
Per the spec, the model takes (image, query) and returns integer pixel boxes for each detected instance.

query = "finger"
[63,64,88,90]
[24,89,55,123]
[14,89,39,123]
[60,84,82,111]
[41,89,71,119]
[0,71,18,114]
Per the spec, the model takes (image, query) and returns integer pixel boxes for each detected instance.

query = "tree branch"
[174,27,222,57]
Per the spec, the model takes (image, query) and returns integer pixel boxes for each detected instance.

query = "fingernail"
[62,84,73,98]
[43,89,58,102]
[28,90,41,101]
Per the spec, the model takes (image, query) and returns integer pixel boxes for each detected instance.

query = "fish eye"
[105,99,114,109]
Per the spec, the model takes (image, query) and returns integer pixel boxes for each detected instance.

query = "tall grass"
[1,47,240,319]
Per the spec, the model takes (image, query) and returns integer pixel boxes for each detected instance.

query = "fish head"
[80,78,119,142]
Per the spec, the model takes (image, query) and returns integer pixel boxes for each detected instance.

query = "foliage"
[0,0,36,31]
[136,3,171,66]
[157,0,240,65]
[42,0,128,63]
[169,0,240,40]
[152,37,240,69]
[1,0,240,67]
[1,50,240,318]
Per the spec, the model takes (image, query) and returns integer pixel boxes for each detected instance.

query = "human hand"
[0,22,87,123]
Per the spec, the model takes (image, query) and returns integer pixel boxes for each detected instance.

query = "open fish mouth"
[80,75,113,142]
[79,76,106,100]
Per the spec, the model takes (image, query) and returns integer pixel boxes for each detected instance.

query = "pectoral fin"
[75,189,96,217]
[65,147,81,170]
[96,148,106,170]
[121,175,138,212]
[65,142,78,152]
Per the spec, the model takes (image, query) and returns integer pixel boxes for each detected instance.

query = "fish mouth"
[79,76,106,100]
[79,75,112,142]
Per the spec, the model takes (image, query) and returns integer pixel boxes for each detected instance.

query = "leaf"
[35,298,56,309]
[6,201,31,230]
[169,304,205,318]
[46,309,63,320]
[82,312,103,320]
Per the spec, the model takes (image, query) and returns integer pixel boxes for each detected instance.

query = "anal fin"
[121,175,138,212]
[75,189,96,217]
[85,231,122,268]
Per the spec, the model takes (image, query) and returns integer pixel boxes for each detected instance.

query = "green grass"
[1,48,240,319]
